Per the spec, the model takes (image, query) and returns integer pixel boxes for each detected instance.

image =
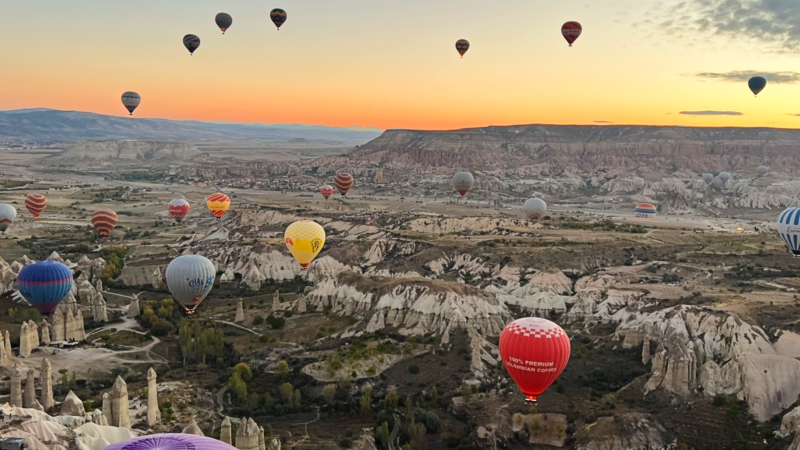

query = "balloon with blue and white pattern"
[776,207,800,256]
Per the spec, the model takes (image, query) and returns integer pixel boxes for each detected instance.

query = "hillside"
[332,124,800,173]
[0,109,382,144]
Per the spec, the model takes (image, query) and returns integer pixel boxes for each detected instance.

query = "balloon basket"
[525,398,538,405]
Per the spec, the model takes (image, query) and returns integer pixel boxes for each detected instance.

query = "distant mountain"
[0,109,382,144]
[336,124,800,173]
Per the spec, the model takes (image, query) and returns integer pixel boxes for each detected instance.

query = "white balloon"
[166,255,216,312]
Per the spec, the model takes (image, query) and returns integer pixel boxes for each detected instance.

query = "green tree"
[291,389,301,409]
[322,384,337,402]
[58,368,68,386]
[279,382,295,401]
[228,372,247,401]
[360,387,372,414]
[409,422,427,450]
[234,363,253,381]
[385,390,399,410]
[276,360,290,375]
[431,386,439,405]
[376,422,390,450]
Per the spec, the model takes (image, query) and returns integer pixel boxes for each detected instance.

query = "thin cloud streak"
[687,71,800,83]
[679,111,744,116]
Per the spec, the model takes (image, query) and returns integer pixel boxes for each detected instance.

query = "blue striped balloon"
[17,261,74,315]
[777,207,800,256]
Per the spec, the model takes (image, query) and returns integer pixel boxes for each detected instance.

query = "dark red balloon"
[499,318,571,403]
[561,22,582,47]
[320,185,334,200]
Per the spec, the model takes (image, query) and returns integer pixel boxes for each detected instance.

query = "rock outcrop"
[182,419,204,436]
[108,376,130,429]
[24,370,37,410]
[61,391,85,416]
[19,321,39,357]
[10,364,22,407]
[220,417,232,445]
[146,368,160,427]
[235,299,245,323]
[235,417,260,450]
[128,294,140,318]
[40,359,54,411]
[574,413,669,450]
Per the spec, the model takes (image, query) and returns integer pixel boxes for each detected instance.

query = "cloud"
[593,120,615,124]
[653,0,800,52]
[688,71,800,83]
[679,111,744,116]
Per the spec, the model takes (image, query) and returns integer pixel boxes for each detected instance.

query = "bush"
[408,365,420,375]
[253,315,264,325]
[713,396,726,407]
[339,438,352,449]
[423,411,441,434]
[151,319,173,336]
[266,315,285,330]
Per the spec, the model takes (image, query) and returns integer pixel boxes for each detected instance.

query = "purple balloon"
[104,434,237,450]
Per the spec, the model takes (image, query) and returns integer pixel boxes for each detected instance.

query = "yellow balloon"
[206,193,231,219]
[285,220,326,268]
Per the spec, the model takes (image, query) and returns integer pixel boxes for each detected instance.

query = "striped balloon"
[0,204,17,233]
[183,34,201,55]
[206,193,231,219]
[561,22,582,47]
[270,8,287,30]
[456,39,470,57]
[168,199,190,223]
[634,203,657,217]
[777,207,800,256]
[334,174,354,197]
[17,261,73,315]
[92,209,118,237]
[102,434,237,450]
[25,194,48,220]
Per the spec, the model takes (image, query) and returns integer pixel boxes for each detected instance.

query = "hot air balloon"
[0,204,18,234]
[499,318,570,404]
[92,209,118,237]
[561,22,582,46]
[757,166,768,177]
[719,172,731,183]
[215,13,233,34]
[285,220,326,269]
[777,207,800,256]
[633,177,645,189]
[320,185,334,200]
[524,198,547,220]
[334,174,354,198]
[748,76,766,97]
[168,199,190,223]
[455,39,470,58]
[206,193,231,219]
[634,203,657,218]
[183,34,201,55]
[121,92,141,115]
[702,173,714,184]
[453,172,475,197]
[271,8,287,30]
[25,194,48,221]
[103,434,237,450]
[17,261,73,315]
[166,255,216,313]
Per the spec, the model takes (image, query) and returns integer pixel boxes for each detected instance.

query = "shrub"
[253,315,264,325]
[408,365,420,375]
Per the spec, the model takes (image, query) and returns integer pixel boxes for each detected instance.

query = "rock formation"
[574,413,669,450]
[109,376,130,429]
[24,369,36,409]
[40,359,54,411]
[40,321,50,345]
[146,367,160,426]
[61,391,85,416]
[48,251,64,264]
[128,294,140,318]
[297,296,307,313]
[272,292,280,311]
[235,299,245,323]
[220,417,232,445]
[151,267,162,289]
[92,258,106,282]
[5,331,11,358]
[0,333,8,365]
[258,427,265,450]
[19,321,38,357]
[235,417,260,450]
[102,392,111,424]
[182,419,204,436]
[50,292,86,342]
[10,363,22,407]
[92,294,108,322]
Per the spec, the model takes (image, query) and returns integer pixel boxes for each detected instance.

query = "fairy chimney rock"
[40,358,54,411]
[147,367,161,426]
[110,375,131,429]
[61,390,85,416]
[24,369,36,409]
[128,294,140,318]
[10,363,22,407]
[235,299,245,323]
[221,417,232,445]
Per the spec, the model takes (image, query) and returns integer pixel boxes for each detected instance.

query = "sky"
[3,0,800,130]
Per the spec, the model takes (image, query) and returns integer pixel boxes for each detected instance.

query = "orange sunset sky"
[2,0,800,130]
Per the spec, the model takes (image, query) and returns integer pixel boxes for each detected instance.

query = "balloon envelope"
[121,92,141,115]
[757,166,768,177]
[17,261,73,315]
[206,193,231,219]
[561,22,582,46]
[0,203,17,233]
[334,174,354,197]
[320,185,334,200]
[103,433,237,450]
[633,177,645,189]
[524,198,547,220]
[166,255,216,312]
[271,8,287,29]
[702,173,714,184]
[215,13,233,34]
[183,34,201,55]
[719,172,731,182]
[285,220,326,268]
[778,207,800,256]
[92,210,118,237]
[452,172,475,197]
[25,194,48,221]
[748,76,767,96]
[499,318,570,403]
[635,203,657,217]
[168,199,190,223]
[455,39,470,57]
